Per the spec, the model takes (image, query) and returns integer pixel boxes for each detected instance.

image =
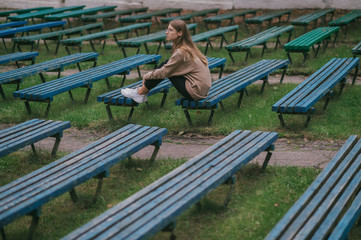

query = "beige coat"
[143,49,211,100]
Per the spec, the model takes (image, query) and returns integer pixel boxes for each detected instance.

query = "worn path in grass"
[0,69,359,169]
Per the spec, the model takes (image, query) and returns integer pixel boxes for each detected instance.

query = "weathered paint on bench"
[272,57,360,127]
[81,7,148,23]
[0,52,38,67]
[203,9,258,29]
[62,129,278,240]
[265,135,361,240]
[118,8,182,26]
[160,8,219,24]
[245,10,292,32]
[97,57,226,122]
[12,54,161,116]
[0,118,70,158]
[291,9,335,33]
[329,10,361,35]
[0,124,167,240]
[0,7,53,18]
[176,59,289,126]
[0,21,27,30]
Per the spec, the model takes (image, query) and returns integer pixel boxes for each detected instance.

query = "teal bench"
[44,6,117,27]
[265,135,361,240]
[0,124,167,240]
[0,51,38,67]
[118,8,182,26]
[160,8,219,24]
[165,25,239,55]
[291,9,335,33]
[284,26,340,64]
[12,23,104,54]
[245,10,292,32]
[81,7,148,23]
[0,7,53,19]
[62,128,278,240]
[272,58,359,127]
[0,21,27,30]
[13,54,161,116]
[226,25,294,63]
[0,21,66,52]
[329,10,361,35]
[117,23,197,57]
[0,118,70,158]
[7,6,85,23]
[97,57,226,122]
[203,9,258,29]
[176,59,289,126]
[0,52,98,100]
[60,22,152,54]
[352,41,361,57]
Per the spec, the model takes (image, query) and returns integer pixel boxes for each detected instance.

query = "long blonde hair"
[169,19,208,67]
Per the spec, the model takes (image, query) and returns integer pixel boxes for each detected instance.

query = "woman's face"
[166,24,182,42]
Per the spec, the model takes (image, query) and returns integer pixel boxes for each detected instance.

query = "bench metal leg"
[106,105,114,121]
[93,178,104,203]
[0,227,5,240]
[219,101,225,111]
[149,145,160,166]
[208,108,215,126]
[228,52,235,63]
[280,67,287,84]
[120,75,126,88]
[51,137,61,156]
[339,79,346,96]
[352,67,359,85]
[137,67,142,79]
[39,73,46,83]
[28,215,39,240]
[45,102,51,117]
[105,77,111,90]
[160,92,168,107]
[287,53,292,65]
[25,101,32,114]
[223,175,235,208]
[0,85,6,100]
[84,87,91,103]
[304,110,313,128]
[218,66,224,79]
[261,43,267,57]
[278,113,286,127]
[237,89,245,108]
[323,91,333,110]
[69,189,78,203]
[260,77,268,93]
[262,149,273,170]
[162,222,177,240]
[184,109,193,127]
[31,144,37,156]
[127,107,135,123]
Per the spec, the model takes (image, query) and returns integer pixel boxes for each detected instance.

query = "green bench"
[81,7,148,24]
[165,25,239,55]
[203,9,258,29]
[118,8,182,26]
[117,23,197,57]
[284,26,340,64]
[60,22,152,54]
[265,135,361,240]
[352,41,361,57]
[329,10,361,35]
[0,7,53,20]
[226,25,294,63]
[12,23,104,54]
[7,6,85,23]
[44,6,117,27]
[160,8,219,24]
[291,9,335,33]
[245,9,292,32]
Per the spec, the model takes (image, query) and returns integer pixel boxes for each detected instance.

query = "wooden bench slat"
[291,9,335,26]
[160,8,219,23]
[118,8,182,23]
[203,9,258,23]
[44,6,117,21]
[8,6,86,21]
[0,52,38,65]
[81,7,148,22]
[62,130,278,240]
[329,10,361,26]
[265,135,361,240]
[0,7,53,18]
[0,21,28,30]
[0,21,66,38]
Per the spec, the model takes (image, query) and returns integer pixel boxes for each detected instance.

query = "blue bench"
[272,57,360,127]
[62,129,278,240]
[60,22,152,54]
[13,54,161,116]
[0,52,38,67]
[97,57,226,122]
[0,124,167,240]
[0,52,98,100]
[225,25,294,63]
[265,135,361,240]
[165,25,239,55]
[0,21,28,30]
[0,21,66,52]
[117,23,197,57]
[352,41,361,57]
[0,118,70,158]
[12,23,104,54]
[176,59,290,126]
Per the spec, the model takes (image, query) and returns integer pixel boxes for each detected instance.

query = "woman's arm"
[144,50,184,80]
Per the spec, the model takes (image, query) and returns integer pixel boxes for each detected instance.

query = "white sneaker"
[121,88,147,103]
